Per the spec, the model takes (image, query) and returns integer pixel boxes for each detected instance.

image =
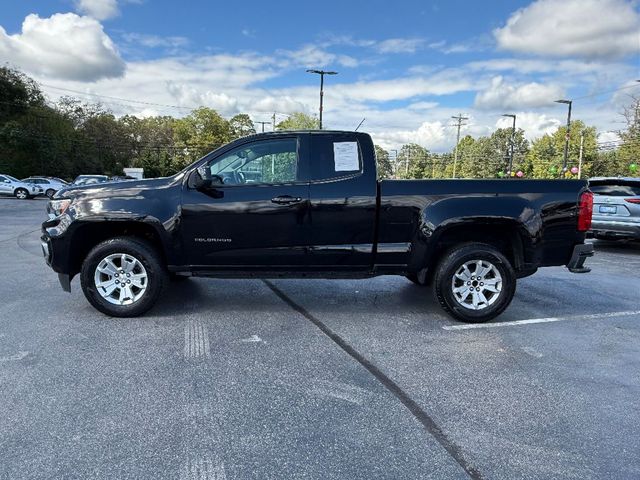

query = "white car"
[22,176,69,198]
[0,174,43,199]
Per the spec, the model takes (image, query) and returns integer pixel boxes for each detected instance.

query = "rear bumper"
[591,218,640,239]
[567,243,594,273]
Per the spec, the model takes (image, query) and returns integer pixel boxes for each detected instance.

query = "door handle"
[271,195,303,205]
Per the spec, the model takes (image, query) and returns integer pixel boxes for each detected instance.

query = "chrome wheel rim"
[16,190,27,199]
[451,259,502,311]
[94,253,148,306]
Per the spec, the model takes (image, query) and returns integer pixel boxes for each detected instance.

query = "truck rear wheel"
[80,237,167,317]
[433,243,516,323]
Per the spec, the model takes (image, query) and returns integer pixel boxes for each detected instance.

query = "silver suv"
[22,177,69,198]
[0,174,43,199]
[590,177,640,240]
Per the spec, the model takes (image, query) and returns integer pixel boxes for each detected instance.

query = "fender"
[409,195,539,270]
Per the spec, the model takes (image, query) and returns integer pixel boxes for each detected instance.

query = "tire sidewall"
[436,245,516,323]
[45,189,56,198]
[80,238,166,317]
[15,188,28,200]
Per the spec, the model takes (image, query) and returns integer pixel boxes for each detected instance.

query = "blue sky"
[1,0,639,150]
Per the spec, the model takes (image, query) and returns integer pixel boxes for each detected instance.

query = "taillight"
[577,191,593,232]
[625,198,640,204]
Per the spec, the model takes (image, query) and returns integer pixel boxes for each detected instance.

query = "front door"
[0,176,12,196]
[181,136,310,269]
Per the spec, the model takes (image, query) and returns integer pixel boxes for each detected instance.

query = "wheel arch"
[67,220,170,279]
[414,218,534,278]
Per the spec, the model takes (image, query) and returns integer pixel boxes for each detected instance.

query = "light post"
[306,69,338,130]
[555,99,572,174]
[502,114,516,176]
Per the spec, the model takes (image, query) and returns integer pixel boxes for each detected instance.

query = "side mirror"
[193,167,223,190]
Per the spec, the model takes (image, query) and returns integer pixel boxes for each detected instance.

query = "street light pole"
[502,114,516,175]
[306,69,338,129]
[555,99,572,174]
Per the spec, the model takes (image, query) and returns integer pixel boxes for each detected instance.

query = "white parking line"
[0,350,29,362]
[179,453,226,480]
[184,319,210,358]
[443,310,640,331]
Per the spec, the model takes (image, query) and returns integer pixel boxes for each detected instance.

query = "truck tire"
[80,237,168,317]
[14,188,29,200]
[433,243,516,323]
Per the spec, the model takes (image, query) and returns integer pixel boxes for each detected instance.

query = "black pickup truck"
[42,130,594,322]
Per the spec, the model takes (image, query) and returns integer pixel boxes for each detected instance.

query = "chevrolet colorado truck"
[42,131,594,322]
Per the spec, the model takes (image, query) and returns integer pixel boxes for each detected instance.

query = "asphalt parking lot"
[1,198,639,480]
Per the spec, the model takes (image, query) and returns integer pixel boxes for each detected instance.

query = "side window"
[0,176,6,182]
[206,138,299,185]
[309,134,362,182]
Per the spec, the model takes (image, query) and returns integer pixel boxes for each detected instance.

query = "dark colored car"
[41,131,593,322]
[589,177,640,240]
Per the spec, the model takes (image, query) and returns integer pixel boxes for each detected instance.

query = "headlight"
[48,199,72,218]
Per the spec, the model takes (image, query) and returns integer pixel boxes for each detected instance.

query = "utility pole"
[391,149,398,178]
[256,121,270,133]
[272,113,277,131]
[555,99,572,175]
[306,69,338,129]
[502,114,516,175]
[578,130,585,179]
[451,114,468,179]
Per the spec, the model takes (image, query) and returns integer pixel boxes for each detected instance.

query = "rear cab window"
[308,133,362,183]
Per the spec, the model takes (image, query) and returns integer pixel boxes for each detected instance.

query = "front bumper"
[567,243,594,273]
[41,229,72,292]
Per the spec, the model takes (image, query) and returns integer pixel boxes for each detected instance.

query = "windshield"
[5,175,19,182]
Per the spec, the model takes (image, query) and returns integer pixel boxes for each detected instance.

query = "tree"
[229,113,256,139]
[617,96,640,177]
[395,143,430,179]
[374,145,394,179]
[0,66,45,122]
[527,120,596,178]
[173,107,231,168]
[276,112,319,130]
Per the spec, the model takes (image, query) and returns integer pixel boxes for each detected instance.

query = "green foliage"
[374,145,394,179]
[616,97,640,177]
[229,113,256,139]
[526,121,596,178]
[276,112,319,130]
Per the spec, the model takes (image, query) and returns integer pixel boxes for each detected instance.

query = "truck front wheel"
[80,237,168,317]
[433,243,516,323]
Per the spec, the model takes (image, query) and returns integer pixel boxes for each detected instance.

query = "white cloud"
[474,76,564,110]
[0,13,125,81]
[494,0,640,59]
[278,45,359,68]
[122,33,189,48]
[75,0,119,20]
[374,121,447,150]
[496,112,561,140]
[375,38,424,53]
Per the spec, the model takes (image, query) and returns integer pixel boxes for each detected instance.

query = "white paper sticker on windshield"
[333,142,359,171]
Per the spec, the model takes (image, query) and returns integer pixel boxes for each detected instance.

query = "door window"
[205,138,299,185]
